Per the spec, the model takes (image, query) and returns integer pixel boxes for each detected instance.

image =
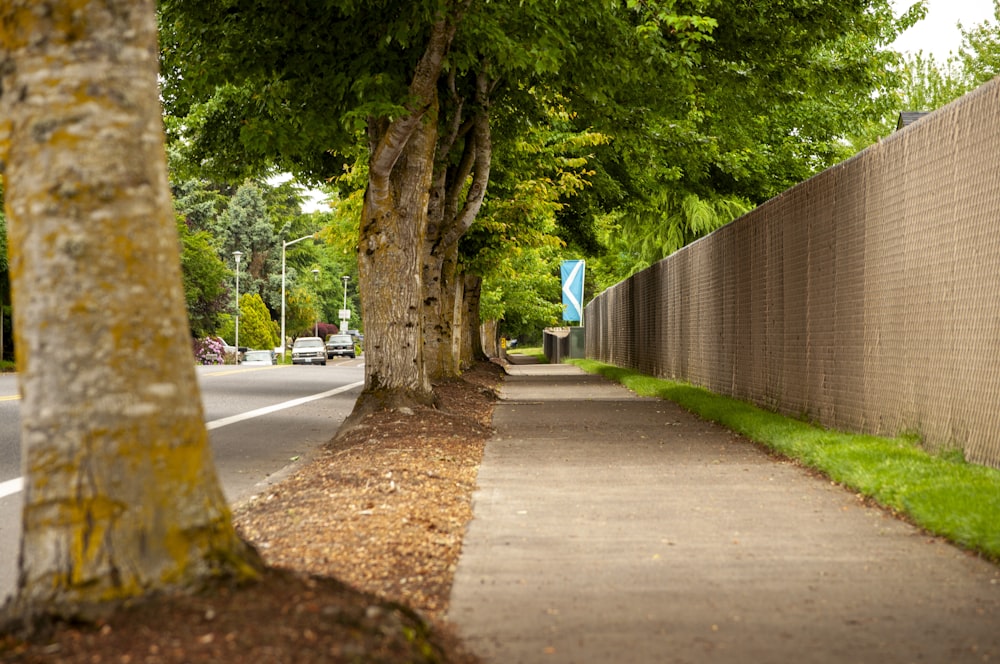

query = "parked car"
[242,349,275,366]
[325,333,356,359]
[291,336,327,365]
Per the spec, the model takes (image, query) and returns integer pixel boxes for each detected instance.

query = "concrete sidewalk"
[448,362,1000,664]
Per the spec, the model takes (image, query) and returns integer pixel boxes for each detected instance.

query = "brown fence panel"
[830,156,867,432]
[584,78,1000,468]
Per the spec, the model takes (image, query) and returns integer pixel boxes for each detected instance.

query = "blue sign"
[561,260,585,323]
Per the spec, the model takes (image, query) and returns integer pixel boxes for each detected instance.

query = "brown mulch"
[0,360,506,663]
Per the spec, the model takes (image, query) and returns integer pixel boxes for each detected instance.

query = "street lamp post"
[233,250,242,364]
[340,275,351,335]
[280,233,315,362]
[312,268,320,337]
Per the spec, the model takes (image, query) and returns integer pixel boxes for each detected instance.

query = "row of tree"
[157,0,923,417]
[3,3,999,366]
[1,0,999,628]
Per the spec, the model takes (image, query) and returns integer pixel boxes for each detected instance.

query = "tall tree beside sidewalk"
[354,16,453,408]
[158,1,643,397]
[0,0,260,626]
[421,65,493,380]
[160,0,471,411]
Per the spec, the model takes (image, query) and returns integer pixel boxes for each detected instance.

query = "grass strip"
[506,347,548,363]
[570,359,1000,563]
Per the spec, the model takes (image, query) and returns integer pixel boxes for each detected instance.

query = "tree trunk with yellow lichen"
[0,0,260,628]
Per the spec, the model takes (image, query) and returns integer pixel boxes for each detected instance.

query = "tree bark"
[356,116,438,411]
[459,273,487,368]
[0,0,260,625]
[422,70,493,380]
[481,318,501,359]
[350,17,459,417]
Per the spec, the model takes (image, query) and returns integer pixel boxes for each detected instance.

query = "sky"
[891,0,997,58]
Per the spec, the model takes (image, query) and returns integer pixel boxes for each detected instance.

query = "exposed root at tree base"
[0,568,474,663]
[336,385,441,441]
[0,360,504,663]
[0,545,266,643]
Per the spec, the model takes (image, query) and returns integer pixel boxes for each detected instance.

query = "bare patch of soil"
[0,360,505,663]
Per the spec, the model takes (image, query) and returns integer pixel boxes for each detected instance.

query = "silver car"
[325,334,356,359]
[242,350,275,366]
[291,337,327,365]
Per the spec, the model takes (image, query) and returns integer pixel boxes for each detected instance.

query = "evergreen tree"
[216,182,277,306]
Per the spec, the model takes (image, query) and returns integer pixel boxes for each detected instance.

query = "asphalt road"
[0,361,363,604]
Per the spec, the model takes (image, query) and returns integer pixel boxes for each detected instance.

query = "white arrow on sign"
[561,259,584,323]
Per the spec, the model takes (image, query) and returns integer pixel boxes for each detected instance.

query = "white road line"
[205,381,363,429]
[0,381,364,499]
[0,477,23,500]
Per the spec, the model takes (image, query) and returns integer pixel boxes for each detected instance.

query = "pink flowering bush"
[193,336,227,365]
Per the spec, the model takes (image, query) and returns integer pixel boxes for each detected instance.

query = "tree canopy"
[159,0,924,404]
[844,1,1000,150]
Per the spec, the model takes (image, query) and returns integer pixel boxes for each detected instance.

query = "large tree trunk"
[356,115,438,411]
[422,70,493,380]
[481,318,501,359]
[451,269,468,367]
[0,0,260,625]
[349,18,459,419]
[459,274,486,368]
[422,76,467,381]
[423,240,463,379]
